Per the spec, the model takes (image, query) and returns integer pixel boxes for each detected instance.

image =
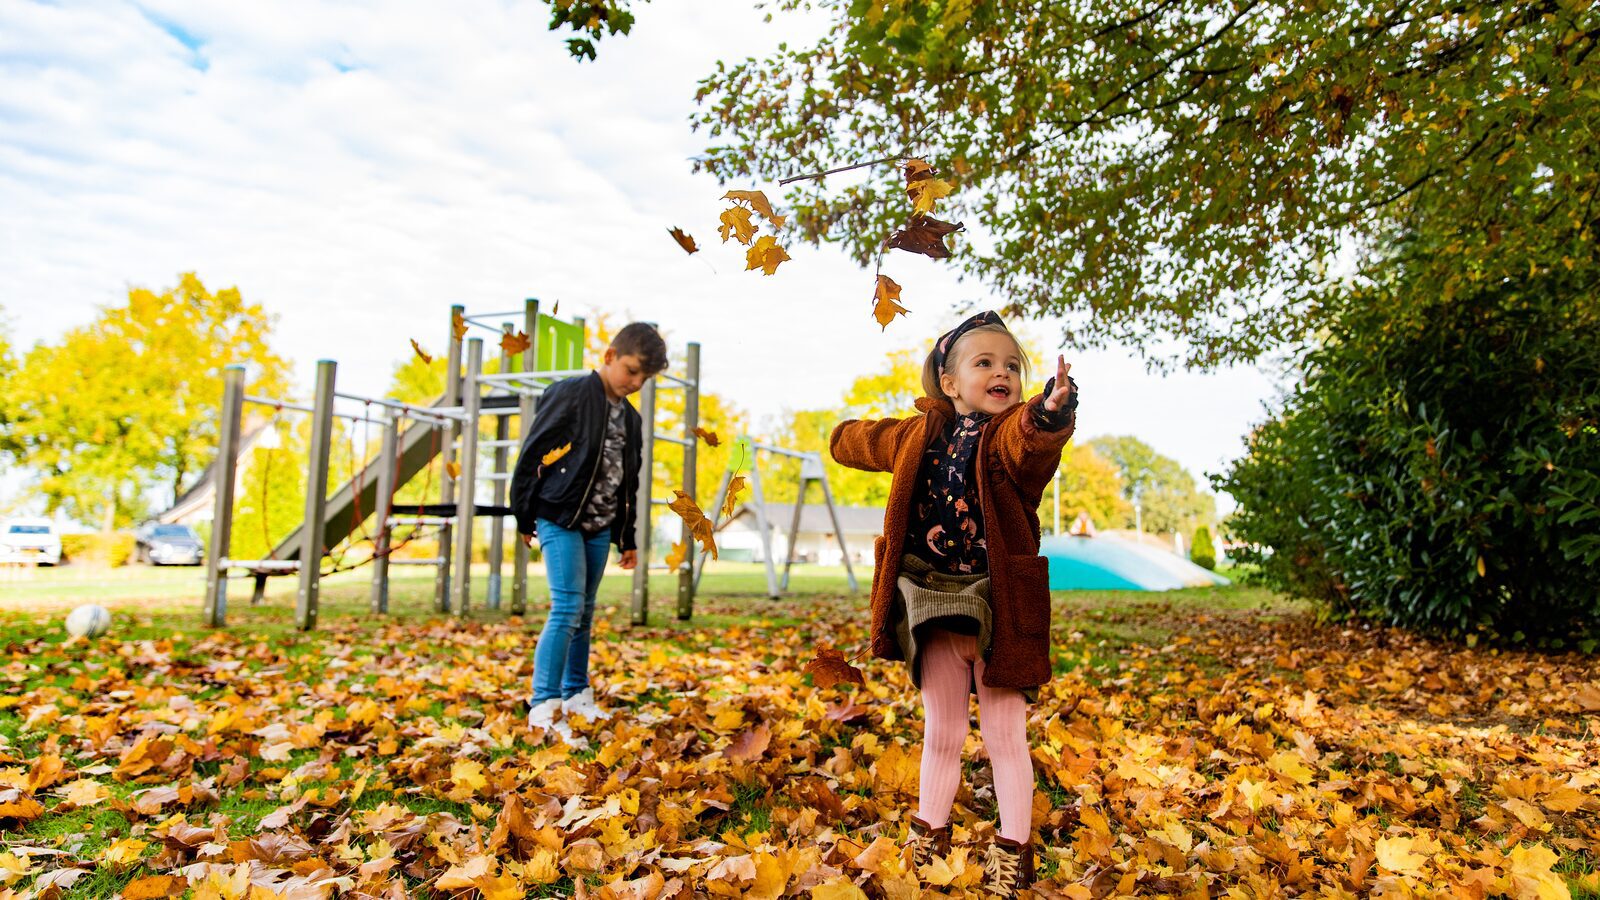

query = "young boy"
[511,322,669,742]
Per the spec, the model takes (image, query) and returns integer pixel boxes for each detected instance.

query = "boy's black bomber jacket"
[510,371,642,552]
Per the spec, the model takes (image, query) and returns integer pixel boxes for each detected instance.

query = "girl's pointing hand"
[1043,355,1075,412]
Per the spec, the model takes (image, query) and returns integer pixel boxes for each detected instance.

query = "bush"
[1190,525,1216,570]
[1216,271,1600,643]
[60,532,136,567]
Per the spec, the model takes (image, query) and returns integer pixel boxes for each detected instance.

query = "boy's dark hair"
[611,322,669,374]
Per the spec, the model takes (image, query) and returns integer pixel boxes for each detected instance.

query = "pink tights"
[914,628,1033,842]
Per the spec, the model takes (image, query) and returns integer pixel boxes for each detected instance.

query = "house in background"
[704,503,884,567]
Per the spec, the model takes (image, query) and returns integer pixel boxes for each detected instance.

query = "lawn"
[1,562,1597,898]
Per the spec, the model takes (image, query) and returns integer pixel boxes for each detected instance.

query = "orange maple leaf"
[872,274,909,330]
[725,722,772,763]
[722,189,786,228]
[501,330,531,356]
[746,235,791,276]
[668,227,699,254]
[665,541,689,570]
[719,205,757,245]
[722,474,747,521]
[451,310,468,341]
[805,646,865,690]
[668,490,718,559]
[410,339,433,364]
[542,443,572,466]
[692,427,720,447]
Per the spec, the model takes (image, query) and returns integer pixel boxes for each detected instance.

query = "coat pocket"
[1008,554,1052,638]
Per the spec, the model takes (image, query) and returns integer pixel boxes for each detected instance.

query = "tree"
[1088,435,1215,536]
[7,274,290,530]
[1191,524,1217,570]
[1040,443,1132,533]
[680,0,1598,367]
[1215,267,1600,641]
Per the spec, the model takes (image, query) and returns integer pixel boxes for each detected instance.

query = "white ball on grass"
[65,604,111,638]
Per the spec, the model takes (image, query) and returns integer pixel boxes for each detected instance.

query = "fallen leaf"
[887,215,964,260]
[692,427,720,447]
[726,723,772,763]
[745,235,791,276]
[501,330,531,356]
[719,205,757,245]
[410,339,433,364]
[668,227,698,254]
[437,855,494,890]
[872,274,909,330]
[122,874,189,899]
[542,443,572,466]
[805,646,865,690]
[722,190,786,228]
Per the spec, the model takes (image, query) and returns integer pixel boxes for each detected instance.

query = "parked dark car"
[134,523,205,566]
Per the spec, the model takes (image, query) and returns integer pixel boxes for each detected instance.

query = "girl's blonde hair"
[921,323,1032,401]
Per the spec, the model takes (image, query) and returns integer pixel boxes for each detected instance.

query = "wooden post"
[512,298,538,615]
[780,478,808,592]
[435,304,464,612]
[629,376,656,625]
[370,412,399,614]
[296,359,336,631]
[203,365,245,628]
[746,451,781,599]
[675,343,701,620]
[454,338,484,616]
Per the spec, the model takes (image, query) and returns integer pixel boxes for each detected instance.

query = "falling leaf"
[410,339,433,365]
[872,274,909,330]
[665,541,688,571]
[805,646,865,690]
[745,235,791,276]
[668,227,699,254]
[722,474,747,521]
[501,330,531,356]
[452,310,468,341]
[904,158,953,215]
[552,299,560,316]
[542,443,572,466]
[719,205,758,245]
[692,427,720,447]
[722,189,786,228]
[887,215,965,260]
[446,461,461,480]
[668,490,718,559]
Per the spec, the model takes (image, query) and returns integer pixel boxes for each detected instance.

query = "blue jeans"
[530,517,611,703]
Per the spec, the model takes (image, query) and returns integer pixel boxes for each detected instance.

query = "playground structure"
[202,302,856,631]
[201,300,719,631]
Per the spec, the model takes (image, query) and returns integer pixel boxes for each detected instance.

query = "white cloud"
[0,0,1283,517]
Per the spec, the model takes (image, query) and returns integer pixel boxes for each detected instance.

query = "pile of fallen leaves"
[3,594,1599,898]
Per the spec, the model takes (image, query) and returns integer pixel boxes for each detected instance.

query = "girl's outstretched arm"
[993,356,1078,495]
[830,415,921,473]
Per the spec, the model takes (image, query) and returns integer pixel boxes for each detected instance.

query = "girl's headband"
[932,310,1007,372]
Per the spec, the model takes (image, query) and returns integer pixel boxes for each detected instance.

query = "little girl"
[830,311,1077,895]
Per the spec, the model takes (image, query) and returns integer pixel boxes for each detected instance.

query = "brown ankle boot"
[982,836,1035,896]
[905,814,952,869]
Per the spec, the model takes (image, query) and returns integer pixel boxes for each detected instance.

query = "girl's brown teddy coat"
[830,391,1075,690]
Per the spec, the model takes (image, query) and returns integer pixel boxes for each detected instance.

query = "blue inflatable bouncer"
[1040,533,1229,591]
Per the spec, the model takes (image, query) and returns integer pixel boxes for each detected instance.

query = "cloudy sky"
[0,0,1283,516]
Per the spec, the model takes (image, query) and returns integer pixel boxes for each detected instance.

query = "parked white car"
[0,518,62,566]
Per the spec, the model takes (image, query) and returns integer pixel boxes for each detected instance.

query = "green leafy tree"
[678,0,1598,366]
[7,274,289,530]
[1039,444,1132,533]
[1088,435,1215,536]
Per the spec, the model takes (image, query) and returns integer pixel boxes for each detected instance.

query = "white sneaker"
[526,697,561,731]
[561,688,611,722]
[550,720,590,752]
